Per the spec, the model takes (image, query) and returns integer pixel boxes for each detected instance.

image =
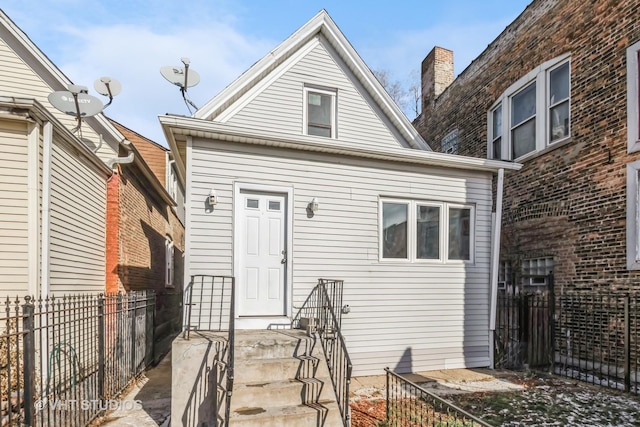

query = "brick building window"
[488,55,570,160]
[441,129,459,154]
[522,257,553,287]
[627,40,640,153]
[165,236,174,287]
[380,199,474,263]
[626,161,640,269]
[304,86,336,138]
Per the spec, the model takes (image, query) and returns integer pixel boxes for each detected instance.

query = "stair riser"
[232,379,336,408]
[234,337,321,360]
[230,404,344,427]
[233,358,330,383]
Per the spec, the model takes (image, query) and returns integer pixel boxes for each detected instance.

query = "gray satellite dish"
[94,77,121,108]
[160,65,200,88]
[48,91,104,117]
[161,57,200,112]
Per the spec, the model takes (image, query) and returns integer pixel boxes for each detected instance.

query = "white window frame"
[303,86,337,138]
[165,236,175,288]
[379,199,474,263]
[488,54,571,161]
[627,40,640,153]
[626,160,640,269]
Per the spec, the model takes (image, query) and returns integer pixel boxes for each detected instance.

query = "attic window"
[304,87,336,138]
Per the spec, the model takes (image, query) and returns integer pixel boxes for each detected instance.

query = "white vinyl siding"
[0,38,116,161]
[48,140,106,294]
[224,38,406,150]
[188,139,493,375]
[0,121,29,296]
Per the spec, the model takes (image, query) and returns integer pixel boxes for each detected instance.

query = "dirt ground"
[349,369,640,427]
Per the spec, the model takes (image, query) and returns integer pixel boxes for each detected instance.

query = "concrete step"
[233,354,330,383]
[229,400,345,427]
[234,330,320,359]
[231,377,337,408]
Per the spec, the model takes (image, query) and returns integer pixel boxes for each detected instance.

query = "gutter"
[489,168,505,368]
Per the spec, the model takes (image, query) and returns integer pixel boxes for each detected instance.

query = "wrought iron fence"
[555,293,639,395]
[384,368,492,426]
[183,275,235,425]
[495,287,640,396]
[296,279,352,426]
[1,291,155,427]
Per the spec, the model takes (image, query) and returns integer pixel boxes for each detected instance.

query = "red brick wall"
[106,172,120,294]
[414,0,640,292]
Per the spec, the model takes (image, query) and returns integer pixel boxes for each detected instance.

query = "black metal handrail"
[316,279,352,426]
[183,275,235,425]
[385,368,492,426]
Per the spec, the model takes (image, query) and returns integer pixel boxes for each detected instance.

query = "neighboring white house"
[161,10,521,376]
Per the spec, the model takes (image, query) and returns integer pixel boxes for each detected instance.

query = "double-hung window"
[380,200,474,262]
[304,86,336,138]
[627,40,640,153]
[165,236,174,287]
[489,55,570,160]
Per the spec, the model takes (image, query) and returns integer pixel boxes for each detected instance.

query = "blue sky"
[2,0,531,144]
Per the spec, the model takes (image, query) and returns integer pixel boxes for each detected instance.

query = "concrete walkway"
[97,351,172,427]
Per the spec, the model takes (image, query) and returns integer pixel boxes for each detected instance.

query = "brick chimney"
[421,47,454,111]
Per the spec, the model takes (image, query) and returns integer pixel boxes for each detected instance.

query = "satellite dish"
[160,65,200,88]
[48,91,104,117]
[160,57,200,112]
[94,77,122,97]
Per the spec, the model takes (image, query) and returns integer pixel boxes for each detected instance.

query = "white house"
[160,10,521,376]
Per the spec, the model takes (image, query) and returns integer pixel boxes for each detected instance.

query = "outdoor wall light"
[208,189,218,205]
[310,197,319,212]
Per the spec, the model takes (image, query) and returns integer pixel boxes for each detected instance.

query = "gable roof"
[194,10,430,151]
[0,9,126,155]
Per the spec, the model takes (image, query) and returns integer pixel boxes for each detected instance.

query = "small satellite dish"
[94,77,122,97]
[160,65,200,88]
[48,91,104,117]
[160,57,201,112]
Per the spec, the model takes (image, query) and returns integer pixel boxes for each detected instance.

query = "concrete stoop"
[228,330,344,426]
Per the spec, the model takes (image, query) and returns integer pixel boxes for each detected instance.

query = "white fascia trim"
[160,115,522,173]
[216,38,321,123]
[627,40,640,153]
[232,182,294,319]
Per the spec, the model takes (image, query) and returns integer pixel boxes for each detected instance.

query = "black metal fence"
[495,289,640,395]
[295,279,352,426]
[1,291,155,427]
[384,368,492,426]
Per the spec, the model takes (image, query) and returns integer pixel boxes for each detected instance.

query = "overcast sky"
[2,0,531,144]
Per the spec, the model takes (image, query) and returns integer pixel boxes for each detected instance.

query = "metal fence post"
[624,295,631,393]
[131,292,137,376]
[98,294,105,400]
[22,296,36,426]
[548,273,556,371]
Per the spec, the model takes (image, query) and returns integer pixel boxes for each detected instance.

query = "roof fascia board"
[160,114,521,173]
[0,96,112,176]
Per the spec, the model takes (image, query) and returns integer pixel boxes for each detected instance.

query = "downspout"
[489,168,505,369]
[41,121,53,298]
[107,139,134,169]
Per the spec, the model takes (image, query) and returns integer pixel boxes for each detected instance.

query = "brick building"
[108,121,185,340]
[414,0,640,294]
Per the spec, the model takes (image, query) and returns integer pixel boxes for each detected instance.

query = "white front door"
[238,192,287,316]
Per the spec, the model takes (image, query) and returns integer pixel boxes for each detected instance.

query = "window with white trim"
[627,40,640,153]
[626,161,640,269]
[488,56,570,160]
[304,86,336,138]
[380,200,474,262]
[165,236,174,287]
